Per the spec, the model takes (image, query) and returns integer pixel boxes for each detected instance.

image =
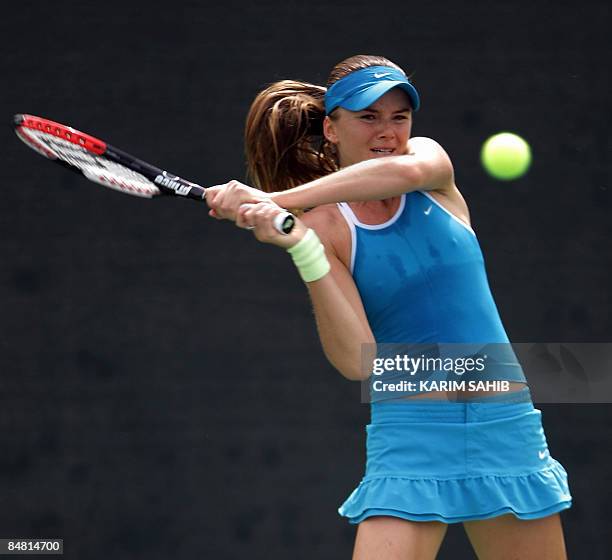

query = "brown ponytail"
[244,80,336,193]
[244,55,407,194]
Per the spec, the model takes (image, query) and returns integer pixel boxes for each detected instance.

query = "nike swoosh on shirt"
[538,450,547,460]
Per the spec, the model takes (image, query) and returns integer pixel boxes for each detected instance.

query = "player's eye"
[359,114,376,120]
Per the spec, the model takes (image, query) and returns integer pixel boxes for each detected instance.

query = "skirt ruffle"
[339,458,572,524]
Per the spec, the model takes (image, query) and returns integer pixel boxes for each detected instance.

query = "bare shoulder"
[300,203,343,231]
[408,137,472,225]
[406,136,455,193]
[299,204,351,263]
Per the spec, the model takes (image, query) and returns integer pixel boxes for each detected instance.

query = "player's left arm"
[270,136,455,210]
[205,137,459,220]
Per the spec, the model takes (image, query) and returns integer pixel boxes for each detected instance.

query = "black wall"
[2,1,611,558]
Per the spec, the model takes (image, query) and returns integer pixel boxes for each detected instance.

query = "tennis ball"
[480,132,532,180]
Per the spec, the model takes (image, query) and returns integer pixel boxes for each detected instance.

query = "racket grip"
[274,212,295,235]
[184,185,206,200]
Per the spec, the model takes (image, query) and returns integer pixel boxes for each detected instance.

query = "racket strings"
[17,127,161,198]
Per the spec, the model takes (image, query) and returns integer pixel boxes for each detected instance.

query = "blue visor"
[324,66,420,115]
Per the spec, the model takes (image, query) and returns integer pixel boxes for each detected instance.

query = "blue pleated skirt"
[339,387,572,524]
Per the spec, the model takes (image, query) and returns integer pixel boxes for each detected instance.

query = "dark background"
[1,1,610,558]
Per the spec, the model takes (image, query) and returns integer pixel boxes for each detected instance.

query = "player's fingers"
[251,200,280,214]
[215,194,238,221]
[251,203,284,239]
[248,202,274,225]
[236,203,257,230]
[204,185,222,208]
[206,184,237,220]
[208,206,226,220]
[206,189,223,214]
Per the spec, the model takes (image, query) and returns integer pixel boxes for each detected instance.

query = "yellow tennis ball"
[481,132,532,180]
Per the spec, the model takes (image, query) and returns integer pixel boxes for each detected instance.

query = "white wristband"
[286,229,331,283]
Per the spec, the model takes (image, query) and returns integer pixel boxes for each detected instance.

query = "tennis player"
[206,55,572,559]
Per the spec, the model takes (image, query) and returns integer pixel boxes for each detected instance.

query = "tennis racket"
[13,114,295,234]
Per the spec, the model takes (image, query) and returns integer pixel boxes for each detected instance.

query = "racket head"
[13,114,162,198]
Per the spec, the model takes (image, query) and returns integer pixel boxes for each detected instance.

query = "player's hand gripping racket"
[13,114,295,234]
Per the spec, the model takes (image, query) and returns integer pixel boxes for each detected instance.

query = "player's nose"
[376,121,396,139]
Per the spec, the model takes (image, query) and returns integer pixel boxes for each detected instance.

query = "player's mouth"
[370,147,395,154]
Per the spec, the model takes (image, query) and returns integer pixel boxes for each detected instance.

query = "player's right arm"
[238,202,374,381]
[300,209,375,381]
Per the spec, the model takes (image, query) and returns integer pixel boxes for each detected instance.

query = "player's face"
[324,88,413,168]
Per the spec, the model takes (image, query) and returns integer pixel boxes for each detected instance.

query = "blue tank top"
[337,191,526,384]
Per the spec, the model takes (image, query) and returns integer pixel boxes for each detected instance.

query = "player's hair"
[244,55,406,193]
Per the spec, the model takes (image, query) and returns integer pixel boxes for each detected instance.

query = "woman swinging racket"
[206,55,572,559]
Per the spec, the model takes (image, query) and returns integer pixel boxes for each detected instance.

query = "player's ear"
[323,116,338,144]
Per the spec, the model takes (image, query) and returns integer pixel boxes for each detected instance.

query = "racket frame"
[13,114,295,233]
